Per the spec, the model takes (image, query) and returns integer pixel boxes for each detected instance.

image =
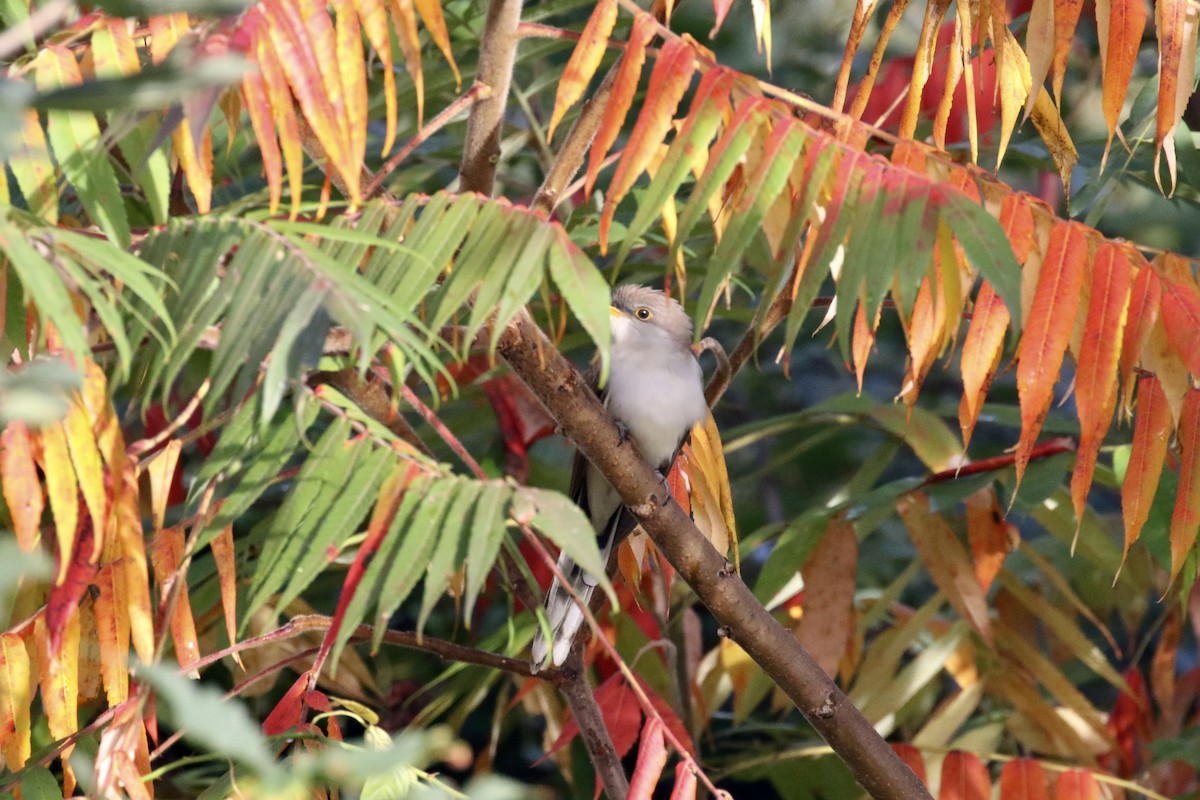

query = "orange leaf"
[388,0,425,126]
[413,0,461,88]
[1153,0,1197,193]
[1121,375,1171,563]
[1000,758,1050,800]
[210,524,242,669]
[241,65,283,213]
[599,38,696,253]
[1070,242,1132,525]
[263,673,308,735]
[1051,0,1085,104]
[251,9,305,219]
[1015,220,1090,488]
[144,439,182,534]
[1,421,43,551]
[794,516,857,677]
[586,14,655,196]
[1168,388,1200,582]
[852,303,875,392]
[958,280,1010,450]
[668,761,698,800]
[939,751,990,800]
[94,562,131,706]
[261,0,358,202]
[1118,260,1160,415]
[1095,0,1147,169]
[350,0,398,153]
[891,743,927,783]
[1053,769,1099,800]
[628,718,668,800]
[1150,602,1181,711]
[112,460,155,665]
[0,632,31,771]
[151,527,201,671]
[39,420,79,583]
[1160,275,1200,377]
[898,493,993,645]
[965,486,1013,592]
[548,0,618,140]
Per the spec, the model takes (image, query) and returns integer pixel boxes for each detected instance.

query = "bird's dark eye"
[635,306,652,320]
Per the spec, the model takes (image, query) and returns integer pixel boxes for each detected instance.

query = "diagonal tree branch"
[496,308,932,800]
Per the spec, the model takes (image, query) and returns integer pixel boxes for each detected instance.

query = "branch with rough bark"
[496,309,933,800]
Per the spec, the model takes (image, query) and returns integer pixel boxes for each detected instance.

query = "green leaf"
[754,511,830,604]
[418,480,480,634]
[464,483,510,625]
[244,419,393,622]
[513,486,614,604]
[0,214,89,359]
[697,122,806,333]
[18,767,62,800]
[136,661,280,777]
[35,54,130,248]
[547,240,611,383]
[938,189,1023,329]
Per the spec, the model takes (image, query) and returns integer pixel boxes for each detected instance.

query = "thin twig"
[531,65,620,216]
[365,83,492,199]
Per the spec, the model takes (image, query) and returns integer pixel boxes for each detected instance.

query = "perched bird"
[531,285,709,671]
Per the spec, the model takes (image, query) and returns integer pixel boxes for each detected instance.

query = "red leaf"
[939,751,990,800]
[47,505,96,656]
[1000,758,1050,800]
[546,672,643,760]
[481,375,556,481]
[1104,667,1152,777]
[628,718,668,800]
[1015,220,1090,487]
[1121,375,1171,563]
[1070,242,1132,525]
[1053,769,1099,800]
[891,743,927,784]
[1160,275,1200,377]
[1168,388,1200,582]
[263,674,308,736]
[599,38,696,252]
[669,761,698,800]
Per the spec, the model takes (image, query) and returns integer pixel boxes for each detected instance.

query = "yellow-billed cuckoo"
[531,285,709,671]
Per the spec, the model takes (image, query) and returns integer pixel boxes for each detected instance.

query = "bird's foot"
[615,420,630,444]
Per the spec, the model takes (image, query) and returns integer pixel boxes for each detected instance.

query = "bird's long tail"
[530,535,616,672]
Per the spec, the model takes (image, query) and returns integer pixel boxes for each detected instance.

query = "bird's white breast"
[604,341,707,469]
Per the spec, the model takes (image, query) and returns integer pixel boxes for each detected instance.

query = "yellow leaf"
[63,395,107,563]
[1,422,44,552]
[39,421,79,584]
[0,633,32,771]
[94,563,131,706]
[35,608,80,792]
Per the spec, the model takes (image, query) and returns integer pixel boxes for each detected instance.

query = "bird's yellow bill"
[609,305,623,318]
